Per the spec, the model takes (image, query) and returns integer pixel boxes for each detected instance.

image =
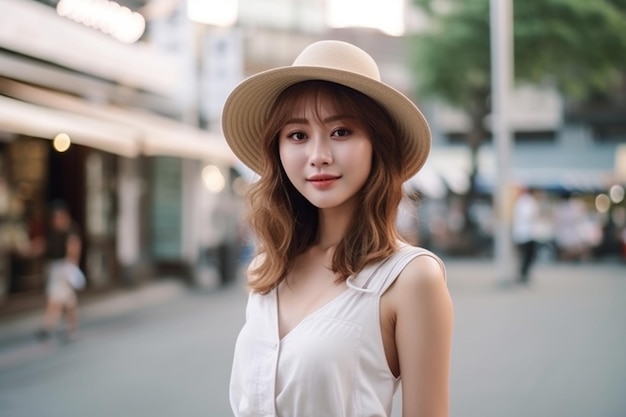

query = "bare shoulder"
[386,253,448,303]
[398,253,446,288]
[387,252,453,416]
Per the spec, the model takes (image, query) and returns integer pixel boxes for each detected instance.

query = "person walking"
[35,200,84,342]
[512,187,541,284]
[222,40,453,417]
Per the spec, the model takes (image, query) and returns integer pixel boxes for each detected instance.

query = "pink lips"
[308,174,340,189]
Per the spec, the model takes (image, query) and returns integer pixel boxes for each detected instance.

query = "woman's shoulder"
[383,245,450,313]
[363,244,446,296]
[391,244,447,287]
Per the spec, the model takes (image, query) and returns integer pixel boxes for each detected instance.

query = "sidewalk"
[0,277,190,350]
[442,255,624,289]
[0,257,626,338]
[0,257,621,349]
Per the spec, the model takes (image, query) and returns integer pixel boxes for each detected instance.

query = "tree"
[410,0,626,250]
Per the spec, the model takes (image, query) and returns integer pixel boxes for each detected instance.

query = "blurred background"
[0,1,624,416]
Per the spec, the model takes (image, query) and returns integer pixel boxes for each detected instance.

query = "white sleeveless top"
[229,245,445,417]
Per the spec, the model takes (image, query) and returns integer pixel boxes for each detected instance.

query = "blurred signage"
[56,0,146,43]
[202,29,244,127]
[0,0,178,97]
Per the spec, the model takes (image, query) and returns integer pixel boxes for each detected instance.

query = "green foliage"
[410,1,491,108]
[411,0,626,106]
[516,0,626,97]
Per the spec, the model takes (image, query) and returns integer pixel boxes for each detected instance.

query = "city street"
[1,3,624,417]
[0,258,624,417]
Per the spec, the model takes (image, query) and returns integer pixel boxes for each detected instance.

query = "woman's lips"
[308,174,340,189]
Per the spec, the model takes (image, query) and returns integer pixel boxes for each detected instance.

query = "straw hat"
[221,40,431,180]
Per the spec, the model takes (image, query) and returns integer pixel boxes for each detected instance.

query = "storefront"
[0,93,237,305]
[0,133,121,302]
[0,0,237,311]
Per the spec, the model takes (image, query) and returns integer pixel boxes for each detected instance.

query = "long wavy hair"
[245,80,408,294]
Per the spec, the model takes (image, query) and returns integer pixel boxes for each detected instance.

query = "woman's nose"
[308,136,333,167]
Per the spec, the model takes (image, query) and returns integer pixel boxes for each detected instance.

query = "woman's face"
[278,94,373,212]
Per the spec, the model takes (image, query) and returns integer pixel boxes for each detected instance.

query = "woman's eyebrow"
[284,114,356,125]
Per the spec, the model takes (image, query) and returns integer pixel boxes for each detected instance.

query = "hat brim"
[222,65,431,180]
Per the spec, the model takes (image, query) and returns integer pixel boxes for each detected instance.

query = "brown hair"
[245,80,407,294]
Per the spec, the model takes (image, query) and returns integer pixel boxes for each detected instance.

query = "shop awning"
[119,110,235,164]
[510,168,614,194]
[0,80,235,164]
[0,95,141,157]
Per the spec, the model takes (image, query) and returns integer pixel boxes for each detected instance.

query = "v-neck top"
[229,245,445,417]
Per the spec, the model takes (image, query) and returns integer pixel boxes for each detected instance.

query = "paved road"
[0,258,624,417]
[441,259,625,417]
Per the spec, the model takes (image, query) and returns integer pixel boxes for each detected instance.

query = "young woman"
[222,40,453,417]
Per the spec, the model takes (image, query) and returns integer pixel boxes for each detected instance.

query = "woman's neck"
[315,205,355,251]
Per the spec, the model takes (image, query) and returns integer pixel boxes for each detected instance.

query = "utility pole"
[490,0,514,283]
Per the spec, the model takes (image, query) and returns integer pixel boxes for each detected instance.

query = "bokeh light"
[53,132,71,152]
[609,185,624,204]
[202,165,225,193]
[56,0,146,43]
[595,194,611,213]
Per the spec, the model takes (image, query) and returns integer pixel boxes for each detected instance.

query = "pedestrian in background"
[512,187,541,284]
[34,200,84,342]
[553,192,588,261]
[222,40,453,417]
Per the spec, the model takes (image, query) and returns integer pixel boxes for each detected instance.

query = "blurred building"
[423,87,621,196]
[0,0,237,309]
[0,0,623,311]
[233,0,624,259]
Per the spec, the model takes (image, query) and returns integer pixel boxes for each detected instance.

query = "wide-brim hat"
[221,40,431,180]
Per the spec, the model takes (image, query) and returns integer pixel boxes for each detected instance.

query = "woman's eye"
[332,128,350,137]
[288,131,306,141]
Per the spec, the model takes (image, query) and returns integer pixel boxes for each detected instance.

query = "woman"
[222,40,453,417]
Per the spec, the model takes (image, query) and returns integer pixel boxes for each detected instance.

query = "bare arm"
[392,255,454,417]
[66,233,81,265]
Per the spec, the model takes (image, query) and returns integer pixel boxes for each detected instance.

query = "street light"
[490,0,514,283]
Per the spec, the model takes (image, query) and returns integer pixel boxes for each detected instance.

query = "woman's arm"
[393,255,453,417]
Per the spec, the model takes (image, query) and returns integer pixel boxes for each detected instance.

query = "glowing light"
[187,0,238,27]
[595,194,611,213]
[57,0,146,43]
[53,133,71,152]
[609,185,624,204]
[326,0,405,36]
[202,165,226,193]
